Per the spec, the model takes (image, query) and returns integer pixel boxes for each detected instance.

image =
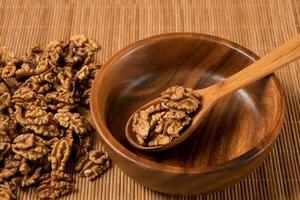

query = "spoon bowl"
[125,88,214,152]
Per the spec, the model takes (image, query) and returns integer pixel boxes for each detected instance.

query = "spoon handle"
[203,35,300,100]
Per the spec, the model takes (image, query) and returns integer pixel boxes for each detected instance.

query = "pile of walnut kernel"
[0,35,111,199]
[132,86,202,146]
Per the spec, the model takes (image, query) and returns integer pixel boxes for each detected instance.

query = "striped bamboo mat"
[0,0,299,199]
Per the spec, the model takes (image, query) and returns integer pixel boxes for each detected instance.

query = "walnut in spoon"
[132,86,202,147]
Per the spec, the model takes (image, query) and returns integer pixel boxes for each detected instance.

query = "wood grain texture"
[0,0,299,199]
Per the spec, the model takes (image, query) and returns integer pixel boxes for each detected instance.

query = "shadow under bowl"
[90,33,285,194]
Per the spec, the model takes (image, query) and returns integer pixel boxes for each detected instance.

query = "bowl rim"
[90,32,285,175]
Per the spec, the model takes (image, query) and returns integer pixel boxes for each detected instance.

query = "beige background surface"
[0,0,299,199]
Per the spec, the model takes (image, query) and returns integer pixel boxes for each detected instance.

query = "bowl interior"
[98,34,281,168]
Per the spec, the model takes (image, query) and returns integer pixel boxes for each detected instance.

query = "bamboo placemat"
[0,0,299,199]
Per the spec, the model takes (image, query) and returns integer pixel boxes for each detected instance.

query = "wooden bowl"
[90,33,285,194]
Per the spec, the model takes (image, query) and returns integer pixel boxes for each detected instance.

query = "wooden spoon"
[125,35,300,152]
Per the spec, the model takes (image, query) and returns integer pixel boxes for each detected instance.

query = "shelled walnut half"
[75,150,111,181]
